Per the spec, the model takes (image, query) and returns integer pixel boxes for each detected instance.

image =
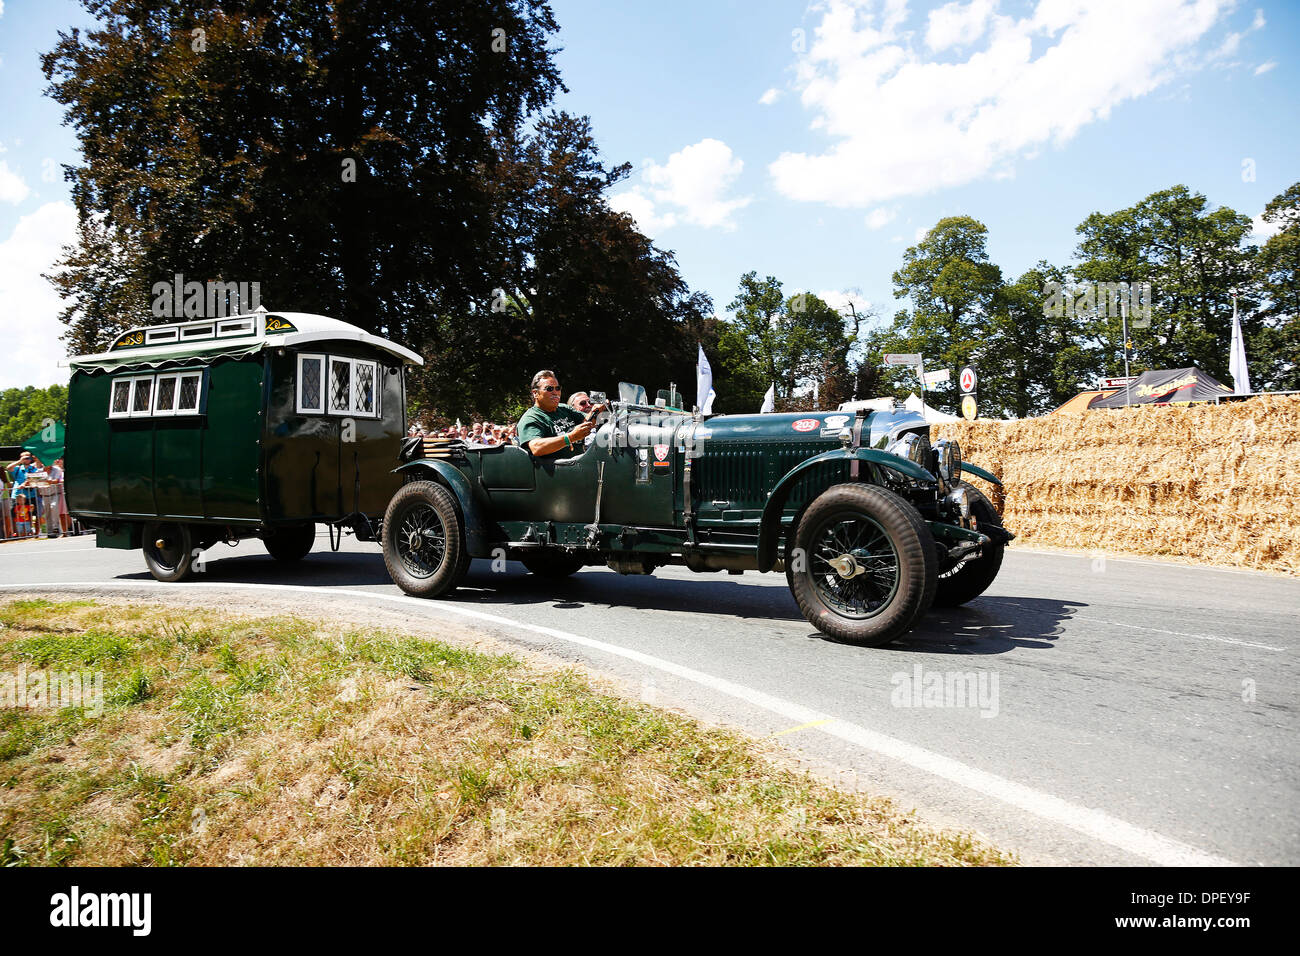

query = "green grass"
[0,597,1016,867]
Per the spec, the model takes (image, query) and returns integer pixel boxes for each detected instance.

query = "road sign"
[922,368,950,386]
[961,395,977,420]
[959,366,977,394]
[884,353,922,366]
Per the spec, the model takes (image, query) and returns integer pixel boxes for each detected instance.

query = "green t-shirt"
[517,403,587,458]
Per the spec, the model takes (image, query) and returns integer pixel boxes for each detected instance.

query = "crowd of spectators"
[2,451,78,542]
[408,392,600,448]
[408,420,519,446]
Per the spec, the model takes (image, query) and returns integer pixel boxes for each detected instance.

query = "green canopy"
[22,420,65,462]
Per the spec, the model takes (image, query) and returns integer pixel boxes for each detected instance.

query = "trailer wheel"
[263,523,316,563]
[519,550,586,578]
[143,522,195,583]
[382,481,470,598]
[933,482,1005,607]
[787,484,936,646]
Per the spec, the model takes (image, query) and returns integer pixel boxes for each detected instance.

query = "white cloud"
[865,207,896,229]
[926,0,995,52]
[770,0,1234,207]
[1254,60,1276,75]
[0,202,79,389]
[610,138,751,235]
[608,190,677,235]
[915,226,930,242]
[0,160,30,204]
[1251,213,1281,241]
[817,289,873,319]
[1252,8,1265,30]
[759,87,781,105]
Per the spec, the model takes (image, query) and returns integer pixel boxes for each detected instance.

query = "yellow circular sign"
[961,395,977,421]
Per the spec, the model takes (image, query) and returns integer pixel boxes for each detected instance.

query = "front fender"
[393,460,493,558]
[961,462,1002,486]
[754,448,935,573]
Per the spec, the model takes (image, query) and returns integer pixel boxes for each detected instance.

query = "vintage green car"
[65,309,422,579]
[382,386,1014,645]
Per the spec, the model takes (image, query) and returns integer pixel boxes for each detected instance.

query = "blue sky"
[2,0,1296,389]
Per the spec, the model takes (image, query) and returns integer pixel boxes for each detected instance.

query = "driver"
[517,370,606,459]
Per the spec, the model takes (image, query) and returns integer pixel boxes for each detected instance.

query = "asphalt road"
[2,531,1296,866]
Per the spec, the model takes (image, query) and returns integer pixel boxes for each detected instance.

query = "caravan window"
[106,370,206,419]
[296,354,380,419]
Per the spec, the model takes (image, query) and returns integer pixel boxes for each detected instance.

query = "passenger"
[518,370,606,459]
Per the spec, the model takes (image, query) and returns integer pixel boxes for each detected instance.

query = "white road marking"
[1,579,1241,867]
[0,547,100,556]
[1077,616,1286,652]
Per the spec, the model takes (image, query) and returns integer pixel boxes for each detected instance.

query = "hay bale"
[934,395,1300,575]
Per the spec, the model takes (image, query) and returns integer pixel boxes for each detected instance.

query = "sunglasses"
[535,385,561,393]
[577,401,592,409]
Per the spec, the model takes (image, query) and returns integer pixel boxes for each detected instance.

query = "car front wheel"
[382,481,470,598]
[933,481,1005,607]
[787,484,936,646]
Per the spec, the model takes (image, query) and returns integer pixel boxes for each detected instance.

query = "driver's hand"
[571,420,596,442]
[592,402,610,416]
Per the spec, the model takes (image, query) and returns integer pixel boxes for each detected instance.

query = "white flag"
[1229,296,1251,395]
[696,344,713,413]
[760,384,775,414]
[701,387,716,416]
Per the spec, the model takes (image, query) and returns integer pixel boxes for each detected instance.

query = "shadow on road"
[113,551,1086,655]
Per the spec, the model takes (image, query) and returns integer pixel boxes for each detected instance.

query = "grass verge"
[0,597,1014,866]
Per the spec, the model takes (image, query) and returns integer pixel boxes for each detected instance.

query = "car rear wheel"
[787,484,936,646]
[382,481,469,598]
[519,550,586,578]
[143,521,195,582]
[263,523,316,563]
[933,481,1005,607]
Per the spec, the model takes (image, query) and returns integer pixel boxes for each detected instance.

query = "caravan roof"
[66,310,423,372]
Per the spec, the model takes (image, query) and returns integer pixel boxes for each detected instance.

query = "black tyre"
[143,522,195,583]
[933,481,1005,607]
[787,484,936,646]
[381,481,470,598]
[263,523,316,563]
[519,550,586,578]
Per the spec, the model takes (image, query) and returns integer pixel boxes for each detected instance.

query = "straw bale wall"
[932,395,1300,574]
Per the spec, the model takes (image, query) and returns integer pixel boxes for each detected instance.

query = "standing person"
[0,463,13,540]
[6,452,42,539]
[43,458,66,538]
[516,370,606,459]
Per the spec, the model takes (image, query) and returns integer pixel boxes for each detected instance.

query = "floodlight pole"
[1120,297,1131,408]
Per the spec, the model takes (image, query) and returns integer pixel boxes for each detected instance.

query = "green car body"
[382,395,1014,646]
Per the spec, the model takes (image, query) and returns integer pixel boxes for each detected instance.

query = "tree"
[889,217,1003,412]
[0,386,69,445]
[715,274,853,413]
[1252,181,1300,390]
[1073,185,1257,383]
[411,111,714,420]
[43,0,565,351]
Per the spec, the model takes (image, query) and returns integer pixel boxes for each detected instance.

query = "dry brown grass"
[0,598,1013,867]
[935,394,1300,574]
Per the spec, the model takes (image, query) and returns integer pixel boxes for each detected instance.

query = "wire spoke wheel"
[382,480,469,598]
[809,515,900,620]
[788,484,936,646]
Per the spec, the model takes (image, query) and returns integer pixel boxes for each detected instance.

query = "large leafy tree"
[1252,181,1300,390]
[42,0,563,347]
[715,274,852,413]
[888,216,1003,412]
[1073,185,1257,383]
